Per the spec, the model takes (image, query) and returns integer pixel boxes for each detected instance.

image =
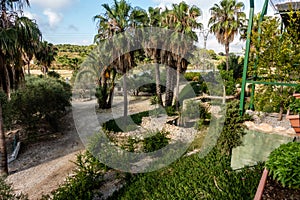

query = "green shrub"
[47,71,61,79]
[143,130,169,152]
[295,84,300,93]
[290,98,300,114]
[184,72,201,81]
[49,152,109,200]
[0,177,28,200]
[216,100,248,156]
[165,106,177,116]
[266,142,300,189]
[103,111,150,132]
[10,76,71,132]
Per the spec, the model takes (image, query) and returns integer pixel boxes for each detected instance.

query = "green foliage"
[47,71,61,79]
[179,81,207,104]
[217,53,244,80]
[254,85,293,113]
[181,100,210,121]
[143,130,169,153]
[184,72,201,81]
[295,84,300,93]
[10,76,71,132]
[0,91,13,129]
[165,106,177,116]
[95,86,108,109]
[289,98,300,114]
[109,148,263,200]
[266,142,300,189]
[50,151,109,200]
[219,70,237,96]
[103,111,150,132]
[216,100,248,156]
[0,177,28,200]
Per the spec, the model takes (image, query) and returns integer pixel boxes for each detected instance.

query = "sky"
[23,0,276,53]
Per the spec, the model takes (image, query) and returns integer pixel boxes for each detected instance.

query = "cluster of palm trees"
[89,0,203,115]
[88,0,245,115]
[0,0,57,175]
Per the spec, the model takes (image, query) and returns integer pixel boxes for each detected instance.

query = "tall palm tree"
[35,41,58,74]
[0,0,41,176]
[208,0,246,71]
[161,2,202,107]
[94,0,146,117]
[144,7,164,106]
[170,2,202,109]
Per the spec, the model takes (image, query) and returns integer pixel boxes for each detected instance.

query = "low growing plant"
[49,151,109,200]
[143,130,169,153]
[266,142,300,189]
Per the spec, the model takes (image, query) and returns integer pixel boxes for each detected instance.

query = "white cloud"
[30,0,78,10]
[43,9,63,29]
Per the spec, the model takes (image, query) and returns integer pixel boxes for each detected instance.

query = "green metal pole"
[249,0,269,110]
[239,0,255,115]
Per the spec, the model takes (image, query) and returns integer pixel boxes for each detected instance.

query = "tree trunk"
[225,42,230,71]
[165,66,172,107]
[174,60,181,110]
[123,73,128,118]
[155,63,163,106]
[27,62,31,76]
[0,102,8,176]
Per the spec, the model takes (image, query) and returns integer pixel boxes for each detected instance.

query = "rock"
[287,128,296,135]
[273,126,287,134]
[244,121,255,129]
[257,123,273,133]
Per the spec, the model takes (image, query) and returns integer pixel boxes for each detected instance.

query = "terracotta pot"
[286,115,300,135]
[254,168,269,200]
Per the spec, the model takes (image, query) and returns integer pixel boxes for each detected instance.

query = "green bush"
[103,111,150,132]
[184,72,201,81]
[49,152,109,200]
[47,71,61,79]
[10,76,71,132]
[0,177,28,200]
[266,142,300,189]
[216,100,248,156]
[143,130,169,153]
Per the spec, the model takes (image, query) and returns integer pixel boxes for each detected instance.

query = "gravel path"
[6,97,153,199]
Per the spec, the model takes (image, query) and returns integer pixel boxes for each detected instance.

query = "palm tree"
[94,0,146,117]
[208,0,246,71]
[170,2,202,109]
[0,0,41,176]
[144,7,164,106]
[160,2,202,108]
[35,41,58,74]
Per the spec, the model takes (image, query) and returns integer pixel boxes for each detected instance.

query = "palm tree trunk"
[225,42,230,71]
[155,62,163,106]
[174,60,181,110]
[123,73,128,117]
[27,62,31,76]
[165,66,172,107]
[0,102,8,176]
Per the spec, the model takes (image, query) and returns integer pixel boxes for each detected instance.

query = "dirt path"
[6,152,82,199]
[6,96,152,199]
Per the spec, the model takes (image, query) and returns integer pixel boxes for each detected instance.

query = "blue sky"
[24,0,275,53]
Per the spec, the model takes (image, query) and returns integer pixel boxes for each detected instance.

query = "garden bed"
[262,176,300,200]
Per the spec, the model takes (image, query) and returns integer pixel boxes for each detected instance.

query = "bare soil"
[6,110,85,199]
[262,176,300,200]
